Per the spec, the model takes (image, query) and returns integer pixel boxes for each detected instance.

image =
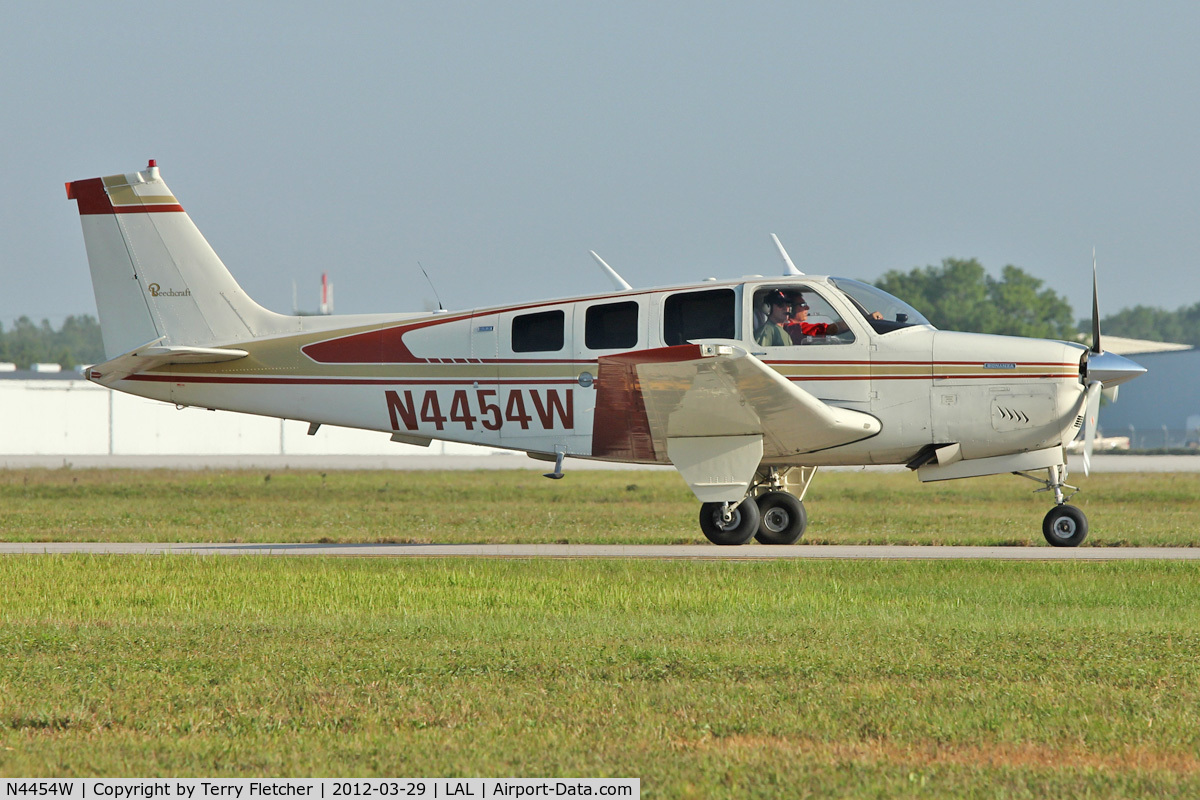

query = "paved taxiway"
[3,543,1198,560]
[5,453,1200,472]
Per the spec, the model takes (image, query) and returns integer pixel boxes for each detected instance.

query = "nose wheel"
[1043,504,1088,547]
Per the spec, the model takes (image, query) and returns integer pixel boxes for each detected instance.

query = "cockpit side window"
[663,289,736,345]
[751,286,855,347]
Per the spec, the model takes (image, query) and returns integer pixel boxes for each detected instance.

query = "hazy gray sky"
[4,1,1199,328]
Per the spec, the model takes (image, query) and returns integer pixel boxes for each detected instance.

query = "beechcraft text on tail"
[66,162,1146,546]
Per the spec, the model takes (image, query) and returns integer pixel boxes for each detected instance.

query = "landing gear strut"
[1015,463,1088,547]
[697,466,815,546]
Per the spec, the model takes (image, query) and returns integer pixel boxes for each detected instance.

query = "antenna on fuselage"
[418,261,445,311]
[771,234,804,276]
[589,251,633,291]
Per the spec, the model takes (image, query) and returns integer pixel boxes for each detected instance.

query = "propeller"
[1082,248,1102,476]
[1091,248,1101,356]
[1078,249,1146,475]
[1081,380,1102,476]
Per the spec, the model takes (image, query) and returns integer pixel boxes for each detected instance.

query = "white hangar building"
[0,366,501,461]
[1095,338,1199,449]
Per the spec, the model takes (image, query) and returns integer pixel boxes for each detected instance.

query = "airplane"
[65,161,1146,547]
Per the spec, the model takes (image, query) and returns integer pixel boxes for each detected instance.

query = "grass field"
[3,469,1199,796]
[0,468,1198,546]
[2,557,1199,797]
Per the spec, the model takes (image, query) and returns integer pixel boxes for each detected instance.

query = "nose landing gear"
[1016,463,1088,547]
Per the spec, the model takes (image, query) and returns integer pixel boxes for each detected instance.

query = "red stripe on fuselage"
[125,374,579,386]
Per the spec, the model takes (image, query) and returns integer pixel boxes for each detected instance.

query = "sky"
[4,1,1200,330]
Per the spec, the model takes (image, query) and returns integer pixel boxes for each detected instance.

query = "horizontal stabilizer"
[87,340,248,386]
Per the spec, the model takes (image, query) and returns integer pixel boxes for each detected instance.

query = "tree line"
[0,315,105,370]
[1082,303,1200,347]
[873,257,1197,346]
[873,258,1077,340]
[2,262,1193,369]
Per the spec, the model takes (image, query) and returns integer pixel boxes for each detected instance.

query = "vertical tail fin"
[66,161,287,359]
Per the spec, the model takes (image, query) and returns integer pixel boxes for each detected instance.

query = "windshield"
[830,278,934,333]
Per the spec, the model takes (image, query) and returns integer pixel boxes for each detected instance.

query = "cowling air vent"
[996,406,1030,424]
[991,390,1056,433]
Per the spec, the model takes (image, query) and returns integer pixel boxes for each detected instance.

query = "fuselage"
[106,275,1089,467]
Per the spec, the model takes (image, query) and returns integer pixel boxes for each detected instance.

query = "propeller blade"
[1082,380,1103,476]
[1091,248,1102,354]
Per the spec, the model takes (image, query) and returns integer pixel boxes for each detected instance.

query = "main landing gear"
[698,467,815,546]
[1016,463,1089,547]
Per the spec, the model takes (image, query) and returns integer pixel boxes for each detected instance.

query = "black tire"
[754,492,807,545]
[699,500,761,546]
[1042,504,1088,547]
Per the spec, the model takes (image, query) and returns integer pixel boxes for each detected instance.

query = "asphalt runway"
[4,453,1200,472]
[3,542,1198,560]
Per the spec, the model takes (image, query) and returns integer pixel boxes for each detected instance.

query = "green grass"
[1,468,1198,545]
[1,557,1199,797]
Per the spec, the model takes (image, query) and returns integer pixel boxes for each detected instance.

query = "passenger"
[784,292,882,344]
[755,291,791,346]
[784,293,844,343]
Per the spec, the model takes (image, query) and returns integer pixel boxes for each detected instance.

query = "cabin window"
[663,289,736,346]
[512,309,565,353]
[585,301,639,350]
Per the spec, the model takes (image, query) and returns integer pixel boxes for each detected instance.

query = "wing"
[593,343,880,501]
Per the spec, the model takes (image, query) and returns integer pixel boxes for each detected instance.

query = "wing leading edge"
[593,344,880,501]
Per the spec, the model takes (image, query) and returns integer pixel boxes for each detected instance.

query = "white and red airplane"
[66,162,1145,546]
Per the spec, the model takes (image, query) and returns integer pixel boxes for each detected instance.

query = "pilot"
[785,292,884,343]
[784,293,844,343]
[755,291,792,346]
